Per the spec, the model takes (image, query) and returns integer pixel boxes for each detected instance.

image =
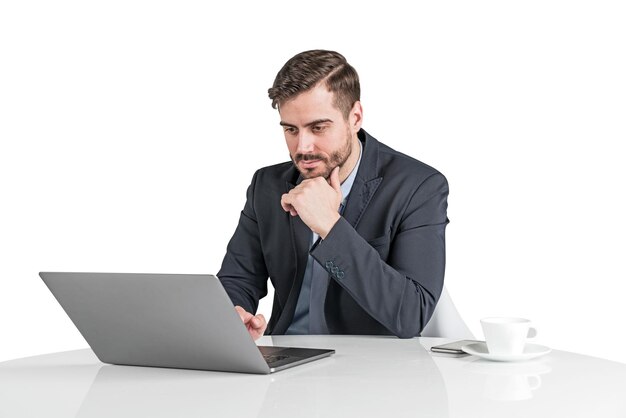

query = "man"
[218,50,448,339]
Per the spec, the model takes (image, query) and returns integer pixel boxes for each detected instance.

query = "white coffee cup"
[481,317,537,356]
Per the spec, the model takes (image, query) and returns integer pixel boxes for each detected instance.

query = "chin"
[300,167,330,179]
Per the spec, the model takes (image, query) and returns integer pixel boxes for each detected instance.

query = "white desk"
[1,336,625,417]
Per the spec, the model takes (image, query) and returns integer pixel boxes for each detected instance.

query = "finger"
[280,194,289,212]
[281,193,299,216]
[250,327,265,341]
[283,201,298,216]
[329,166,341,192]
[251,314,266,329]
[251,315,268,340]
[234,306,252,324]
[280,194,291,212]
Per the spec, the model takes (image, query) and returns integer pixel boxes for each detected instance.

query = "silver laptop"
[39,272,334,374]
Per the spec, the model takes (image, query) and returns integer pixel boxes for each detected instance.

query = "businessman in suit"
[218,50,449,339]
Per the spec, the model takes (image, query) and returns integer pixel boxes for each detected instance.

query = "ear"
[349,101,363,132]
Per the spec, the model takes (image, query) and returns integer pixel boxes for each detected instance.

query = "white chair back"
[421,286,474,339]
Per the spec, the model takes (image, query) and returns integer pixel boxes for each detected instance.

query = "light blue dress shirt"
[286,140,363,334]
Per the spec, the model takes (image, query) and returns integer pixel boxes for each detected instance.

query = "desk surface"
[1,336,625,417]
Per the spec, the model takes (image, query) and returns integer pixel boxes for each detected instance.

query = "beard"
[291,131,353,180]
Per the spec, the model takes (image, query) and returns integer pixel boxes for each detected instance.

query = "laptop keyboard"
[263,354,289,364]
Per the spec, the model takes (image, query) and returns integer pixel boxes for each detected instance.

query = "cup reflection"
[463,359,551,402]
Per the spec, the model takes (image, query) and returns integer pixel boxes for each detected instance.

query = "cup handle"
[527,375,542,391]
[527,327,538,338]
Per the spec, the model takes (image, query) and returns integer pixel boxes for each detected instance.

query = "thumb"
[329,166,341,192]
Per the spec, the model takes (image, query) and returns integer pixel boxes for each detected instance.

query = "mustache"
[295,153,327,163]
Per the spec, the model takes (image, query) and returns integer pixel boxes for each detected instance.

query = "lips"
[299,159,321,169]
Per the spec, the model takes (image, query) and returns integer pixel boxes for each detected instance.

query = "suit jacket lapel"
[341,176,383,228]
[342,130,383,229]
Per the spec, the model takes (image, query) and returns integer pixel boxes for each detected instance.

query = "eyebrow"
[279,118,334,128]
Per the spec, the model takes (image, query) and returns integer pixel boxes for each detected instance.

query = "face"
[279,83,363,180]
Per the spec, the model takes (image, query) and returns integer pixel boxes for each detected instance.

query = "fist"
[280,166,342,238]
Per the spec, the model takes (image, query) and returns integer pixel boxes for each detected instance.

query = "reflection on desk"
[1,336,625,417]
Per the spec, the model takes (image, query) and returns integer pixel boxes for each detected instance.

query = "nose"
[296,132,315,154]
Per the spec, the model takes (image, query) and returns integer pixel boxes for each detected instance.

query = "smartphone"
[430,340,482,354]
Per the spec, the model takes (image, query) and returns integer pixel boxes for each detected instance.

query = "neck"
[339,135,361,183]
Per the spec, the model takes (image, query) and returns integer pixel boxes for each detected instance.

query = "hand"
[280,166,342,238]
[235,306,267,341]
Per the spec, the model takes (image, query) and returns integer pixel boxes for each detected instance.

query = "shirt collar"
[340,139,363,205]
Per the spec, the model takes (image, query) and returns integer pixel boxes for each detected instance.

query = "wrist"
[319,212,341,240]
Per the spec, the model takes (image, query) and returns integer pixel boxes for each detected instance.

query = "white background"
[1,1,625,364]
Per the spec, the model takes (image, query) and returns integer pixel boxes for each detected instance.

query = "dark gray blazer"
[218,129,448,338]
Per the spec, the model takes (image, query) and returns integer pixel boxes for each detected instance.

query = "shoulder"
[252,161,294,183]
[245,161,296,202]
[370,134,447,190]
[366,134,449,223]
[380,142,439,174]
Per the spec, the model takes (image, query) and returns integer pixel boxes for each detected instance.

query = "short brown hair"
[268,50,360,119]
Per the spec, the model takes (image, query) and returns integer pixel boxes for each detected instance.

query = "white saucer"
[462,342,552,362]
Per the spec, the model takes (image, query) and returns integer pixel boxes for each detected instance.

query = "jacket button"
[331,266,339,274]
[325,261,333,269]
[337,271,345,279]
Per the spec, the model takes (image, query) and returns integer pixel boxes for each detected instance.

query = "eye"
[312,125,327,133]
[283,126,297,135]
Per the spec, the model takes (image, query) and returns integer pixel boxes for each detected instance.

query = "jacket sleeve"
[217,171,268,314]
[309,172,448,338]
